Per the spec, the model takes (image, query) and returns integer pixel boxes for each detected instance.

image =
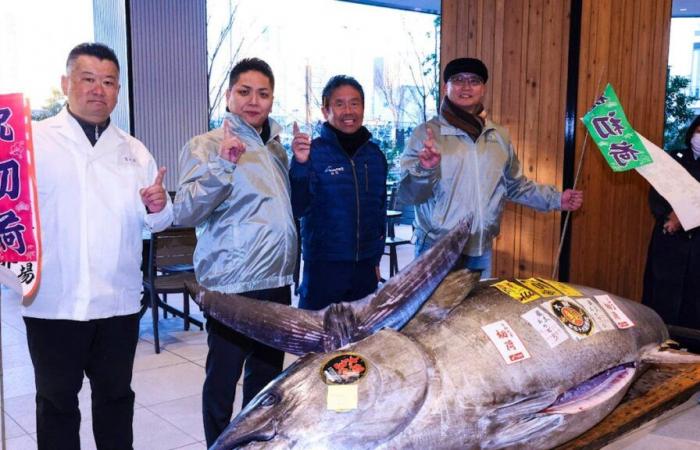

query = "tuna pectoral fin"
[483,415,564,449]
[351,219,472,336]
[190,286,327,356]
[641,344,700,364]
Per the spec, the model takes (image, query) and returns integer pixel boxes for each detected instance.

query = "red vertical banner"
[0,93,41,298]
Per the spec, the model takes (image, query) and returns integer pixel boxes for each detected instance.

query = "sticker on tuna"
[326,384,358,412]
[521,306,569,348]
[544,297,594,339]
[537,278,583,297]
[576,297,616,331]
[482,320,531,364]
[517,278,562,297]
[321,354,368,385]
[595,295,635,329]
[491,280,540,304]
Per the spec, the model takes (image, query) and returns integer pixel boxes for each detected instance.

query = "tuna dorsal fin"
[641,343,700,364]
[346,219,472,338]
[188,219,471,355]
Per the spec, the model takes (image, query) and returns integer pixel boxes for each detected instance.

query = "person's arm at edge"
[289,153,313,219]
[502,138,562,212]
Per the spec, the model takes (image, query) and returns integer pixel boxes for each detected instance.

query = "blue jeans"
[415,237,492,279]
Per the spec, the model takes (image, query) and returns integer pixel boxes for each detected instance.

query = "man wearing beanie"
[290,75,387,310]
[398,57,583,277]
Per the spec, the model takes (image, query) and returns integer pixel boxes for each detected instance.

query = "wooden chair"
[142,227,203,353]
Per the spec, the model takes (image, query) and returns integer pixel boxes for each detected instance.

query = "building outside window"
[206,0,440,180]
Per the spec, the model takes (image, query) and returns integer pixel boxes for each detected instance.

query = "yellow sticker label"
[326,384,358,412]
[517,278,562,297]
[537,278,582,297]
[491,280,540,303]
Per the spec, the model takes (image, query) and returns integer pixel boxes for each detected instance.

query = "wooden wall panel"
[440,0,571,279]
[569,0,672,300]
[440,0,671,300]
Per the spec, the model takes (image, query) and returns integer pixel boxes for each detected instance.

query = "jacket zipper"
[364,163,369,192]
[349,159,360,261]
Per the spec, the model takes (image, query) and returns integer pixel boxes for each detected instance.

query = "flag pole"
[552,68,607,279]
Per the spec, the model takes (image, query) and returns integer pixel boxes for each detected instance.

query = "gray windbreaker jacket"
[398,115,561,257]
[173,113,297,293]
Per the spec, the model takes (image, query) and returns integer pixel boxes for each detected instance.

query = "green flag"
[581,84,652,172]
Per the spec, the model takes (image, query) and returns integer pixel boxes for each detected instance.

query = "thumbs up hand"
[418,127,441,169]
[292,121,311,164]
[140,167,168,213]
[220,119,247,163]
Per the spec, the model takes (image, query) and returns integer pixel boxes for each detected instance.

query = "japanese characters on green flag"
[581,84,653,172]
[0,93,41,299]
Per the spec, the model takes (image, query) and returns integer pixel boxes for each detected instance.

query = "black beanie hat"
[443,57,488,84]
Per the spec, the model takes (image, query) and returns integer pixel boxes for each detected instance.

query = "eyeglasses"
[448,74,484,87]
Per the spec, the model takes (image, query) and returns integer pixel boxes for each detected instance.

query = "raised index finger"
[153,167,166,186]
[223,118,233,139]
[293,121,300,136]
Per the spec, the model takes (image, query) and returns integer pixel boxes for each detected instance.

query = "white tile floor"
[1,224,699,449]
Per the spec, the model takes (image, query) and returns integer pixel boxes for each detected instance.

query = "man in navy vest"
[290,75,387,310]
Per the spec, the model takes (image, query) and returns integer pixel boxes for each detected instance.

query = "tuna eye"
[260,392,279,407]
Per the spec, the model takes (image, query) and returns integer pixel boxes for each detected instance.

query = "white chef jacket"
[21,108,173,320]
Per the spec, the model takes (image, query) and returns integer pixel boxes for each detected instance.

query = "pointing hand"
[292,121,311,164]
[418,128,440,169]
[140,167,167,213]
[220,119,247,163]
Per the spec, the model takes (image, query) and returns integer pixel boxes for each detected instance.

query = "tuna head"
[212,329,430,450]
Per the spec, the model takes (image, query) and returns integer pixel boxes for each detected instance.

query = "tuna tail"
[189,219,471,355]
[641,341,700,364]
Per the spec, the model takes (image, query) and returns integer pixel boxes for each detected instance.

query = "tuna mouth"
[544,362,637,414]
[215,420,277,449]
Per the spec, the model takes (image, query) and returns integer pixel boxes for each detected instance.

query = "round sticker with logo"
[551,299,593,336]
[320,353,368,385]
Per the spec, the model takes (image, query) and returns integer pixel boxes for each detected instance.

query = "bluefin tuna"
[192,220,700,449]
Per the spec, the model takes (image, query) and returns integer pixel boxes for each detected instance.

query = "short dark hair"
[684,115,700,148]
[66,42,120,73]
[322,75,364,108]
[228,58,275,90]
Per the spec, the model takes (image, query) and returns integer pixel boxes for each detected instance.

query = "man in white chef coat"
[21,42,172,450]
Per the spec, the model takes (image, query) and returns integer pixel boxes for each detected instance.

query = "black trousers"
[24,313,140,450]
[202,285,291,447]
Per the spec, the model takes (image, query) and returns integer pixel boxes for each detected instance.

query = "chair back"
[386,185,416,227]
[147,227,197,280]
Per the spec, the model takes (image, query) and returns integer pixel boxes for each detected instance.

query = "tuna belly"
[483,363,637,450]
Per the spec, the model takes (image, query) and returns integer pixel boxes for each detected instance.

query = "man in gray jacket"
[399,57,582,278]
[173,58,297,447]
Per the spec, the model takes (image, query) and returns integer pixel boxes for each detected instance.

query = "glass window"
[0,1,94,120]
[207,0,440,179]
[666,2,700,148]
